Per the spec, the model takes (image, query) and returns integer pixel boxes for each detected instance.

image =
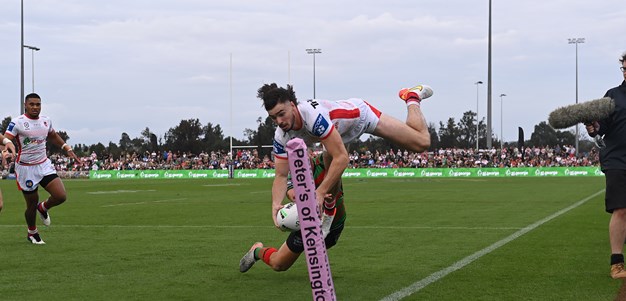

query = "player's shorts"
[286,222,344,254]
[604,169,626,213]
[15,158,58,192]
[342,99,382,143]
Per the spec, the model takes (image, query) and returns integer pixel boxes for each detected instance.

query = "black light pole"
[568,37,585,156]
[486,0,493,148]
[499,93,506,149]
[305,48,321,99]
[475,81,484,150]
[23,45,40,92]
[20,0,25,114]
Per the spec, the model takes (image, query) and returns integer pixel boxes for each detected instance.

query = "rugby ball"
[277,202,300,231]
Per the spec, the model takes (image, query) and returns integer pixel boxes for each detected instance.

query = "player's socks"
[321,195,337,239]
[324,199,337,216]
[37,201,51,227]
[259,247,277,265]
[27,227,45,244]
[39,201,49,212]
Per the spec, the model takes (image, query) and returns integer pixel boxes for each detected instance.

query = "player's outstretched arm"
[271,158,290,228]
[317,131,349,211]
[48,130,81,162]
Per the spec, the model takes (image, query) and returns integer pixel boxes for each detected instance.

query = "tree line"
[0,111,594,160]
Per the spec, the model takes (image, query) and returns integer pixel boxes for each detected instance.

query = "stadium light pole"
[23,45,40,92]
[568,37,584,157]
[306,48,321,99]
[20,0,25,114]
[475,81,483,150]
[486,0,493,149]
[499,93,506,150]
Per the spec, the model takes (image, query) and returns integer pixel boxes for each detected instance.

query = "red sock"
[260,247,277,265]
[39,201,48,212]
[28,226,37,235]
[324,192,340,215]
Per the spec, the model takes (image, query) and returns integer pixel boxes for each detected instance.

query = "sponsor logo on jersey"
[312,114,329,137]
[24,122,30,130]
[273,139,285,155]
[7,122,15,132]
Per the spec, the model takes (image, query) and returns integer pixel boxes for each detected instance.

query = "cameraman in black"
[586,51,626,279]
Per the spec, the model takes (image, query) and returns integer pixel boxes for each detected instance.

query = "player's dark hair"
[620,51,626,63]
[25,93,41,102]
[257,83,297,111]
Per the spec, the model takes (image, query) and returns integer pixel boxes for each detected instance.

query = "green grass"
[0,177,620,300]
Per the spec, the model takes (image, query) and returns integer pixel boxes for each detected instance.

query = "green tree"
[457,111,479,149]
[119,132,132,154]
[140,127,158,153]
[529,121,558,147]
[164,118,204,154]
[202,122,228,151]
[438,118,460,148]
[0,116,11,133]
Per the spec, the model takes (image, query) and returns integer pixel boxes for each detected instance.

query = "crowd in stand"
[34,144,599,174]
[0,144,600,177]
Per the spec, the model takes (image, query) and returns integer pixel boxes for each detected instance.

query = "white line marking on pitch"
[87,189,157,194]
[0,225,522,230]
[100,198,188,207]
[379,189,605,301]
[202,183,243,187]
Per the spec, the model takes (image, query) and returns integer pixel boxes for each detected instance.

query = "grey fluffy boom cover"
[548,97,615,129]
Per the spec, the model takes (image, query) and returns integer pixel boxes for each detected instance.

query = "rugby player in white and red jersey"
[0,133,17,214]
[4,93,81,244]
[256,83,433,237]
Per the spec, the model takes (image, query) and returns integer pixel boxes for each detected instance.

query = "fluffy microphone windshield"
[548,97,615,129]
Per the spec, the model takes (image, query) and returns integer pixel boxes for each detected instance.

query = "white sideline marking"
[379,189,605,301]
[353,226,523,230]
[101,198,188,207]
[0,225,523,230]
[202,183,244,187]
[87,189,156,194]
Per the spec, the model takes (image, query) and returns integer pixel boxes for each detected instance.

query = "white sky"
[1,0,624,146]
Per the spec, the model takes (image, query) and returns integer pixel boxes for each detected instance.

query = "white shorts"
[341,98,382,143]
[15,159,57,192]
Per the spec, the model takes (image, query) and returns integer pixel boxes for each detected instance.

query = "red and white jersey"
[273,98,382,159]
[4,115,54,165]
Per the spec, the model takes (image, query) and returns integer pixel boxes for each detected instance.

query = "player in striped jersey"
[240,153,345,272]
[0,133,17,214]
[257,83,433,239]
[4,93,81,244]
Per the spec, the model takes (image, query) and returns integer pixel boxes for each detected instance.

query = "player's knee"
[54,194,67,204]
[408,137,430,152]
[269,262,292,272]
[613,208,626,218]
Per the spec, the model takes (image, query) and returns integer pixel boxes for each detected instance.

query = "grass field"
[0,176,621,300]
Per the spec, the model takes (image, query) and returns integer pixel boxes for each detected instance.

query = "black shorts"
[286,222,344,254]
[605,170,626,213]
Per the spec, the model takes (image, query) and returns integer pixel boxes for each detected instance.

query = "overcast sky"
[1,0,624,147]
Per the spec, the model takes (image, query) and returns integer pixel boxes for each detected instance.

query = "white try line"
[379,189,605,301]
[87,189,157,194]
[202,183,245,187]
[0,225,523,230]
[100,198,188,207]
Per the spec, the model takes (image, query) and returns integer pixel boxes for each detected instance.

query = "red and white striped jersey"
[4,115,54,165]
[272,98,381,159]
